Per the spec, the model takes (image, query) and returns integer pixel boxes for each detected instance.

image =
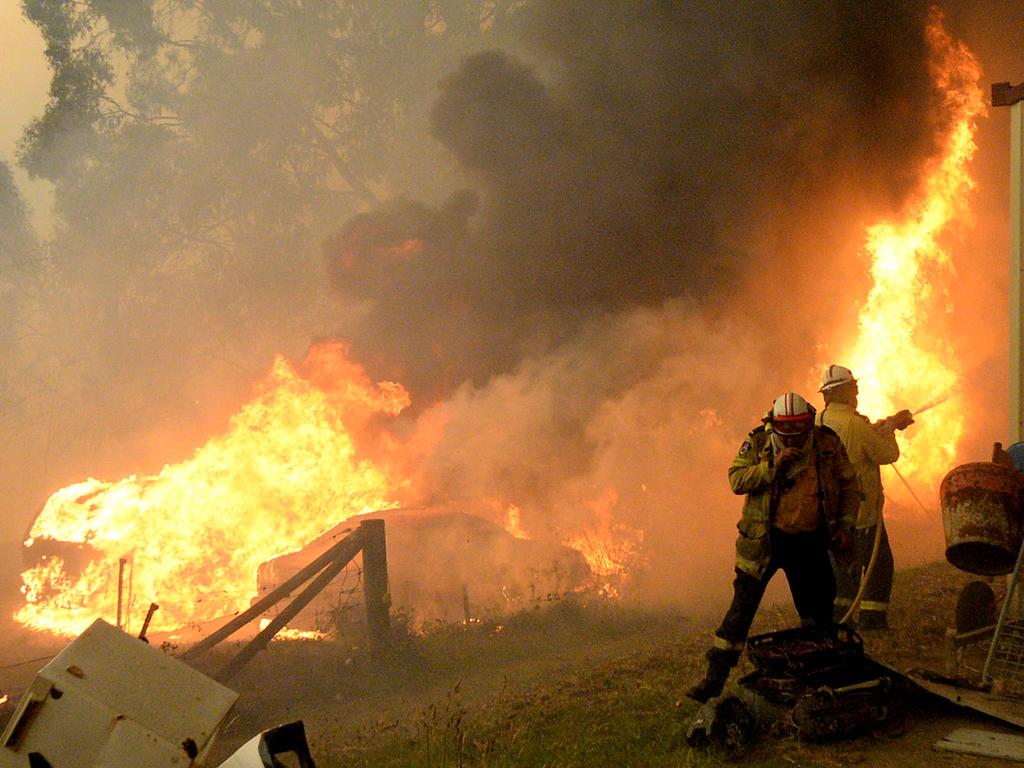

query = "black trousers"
[716,527,837,646]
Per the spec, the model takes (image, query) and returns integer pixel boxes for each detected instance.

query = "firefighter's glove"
[891,409,914,431]
[775,446,801,468]
[831,528,854,557]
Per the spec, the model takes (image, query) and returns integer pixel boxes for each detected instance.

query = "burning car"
[256,508,592,632]
[12,344,620,642]
[18,499,591,642]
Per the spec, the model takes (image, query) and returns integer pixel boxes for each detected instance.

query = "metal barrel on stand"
[941,462,1024,576]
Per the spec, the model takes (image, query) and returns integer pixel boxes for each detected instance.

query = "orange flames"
[503,503,529,540]
[495,493,642,592]
[17,341,635,638]
[829,8,986,497]
[493,491,643,592]
[18,342,407,637]
[559,488,645,591]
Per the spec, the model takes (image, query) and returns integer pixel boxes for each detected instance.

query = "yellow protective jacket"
[728,424,859,579]
[816,402,899,528]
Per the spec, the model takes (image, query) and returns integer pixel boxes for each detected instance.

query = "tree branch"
[310,124,380,208]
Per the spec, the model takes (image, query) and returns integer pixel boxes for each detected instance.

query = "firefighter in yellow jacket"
[686,392,859,703]
[816,365,914,631]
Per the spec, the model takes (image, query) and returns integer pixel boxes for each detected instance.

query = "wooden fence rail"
[181,519,390,682]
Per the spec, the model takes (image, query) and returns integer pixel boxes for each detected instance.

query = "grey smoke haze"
[0,0,1020,621]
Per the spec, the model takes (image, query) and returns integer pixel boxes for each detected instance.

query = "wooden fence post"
[116,558,127,630]
[360,519,390,660]
[179,519,392,676]
[216,554,349,683]
[182,529,365,660]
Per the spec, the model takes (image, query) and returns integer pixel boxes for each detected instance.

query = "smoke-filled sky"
[0,1,48,228]
[0,3,44,140]
[1,0,1024,617]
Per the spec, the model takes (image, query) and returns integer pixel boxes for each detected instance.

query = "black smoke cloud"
[325,0,937,396]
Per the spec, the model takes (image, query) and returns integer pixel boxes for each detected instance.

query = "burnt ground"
[1,557,1024,766]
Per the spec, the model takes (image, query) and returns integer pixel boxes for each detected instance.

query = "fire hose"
[838,519,883,625]
[837,392,952,625]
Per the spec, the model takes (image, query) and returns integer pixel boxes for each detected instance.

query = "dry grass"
[198,563,1019,767]
[1,561,1018,767]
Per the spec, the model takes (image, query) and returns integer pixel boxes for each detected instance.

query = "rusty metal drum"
[941,462,1024,576]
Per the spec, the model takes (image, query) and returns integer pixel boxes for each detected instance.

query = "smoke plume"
[327,1,940,394]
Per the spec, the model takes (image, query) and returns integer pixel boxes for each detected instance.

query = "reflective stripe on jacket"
[728,424,859,578]
[816,402,899,528]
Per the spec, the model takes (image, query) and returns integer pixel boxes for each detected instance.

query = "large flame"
[831,8,986,496]
[17,342,408,637]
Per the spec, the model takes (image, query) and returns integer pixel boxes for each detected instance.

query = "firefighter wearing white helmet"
[820,364,856,393]
[686,392,859,703]
[816,364,914,631]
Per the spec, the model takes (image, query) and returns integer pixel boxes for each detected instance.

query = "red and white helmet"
[771,392,815,435]
[819,364,856,393]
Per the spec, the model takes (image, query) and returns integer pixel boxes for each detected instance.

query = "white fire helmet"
[771,392,815,435]
[819,364,856,393]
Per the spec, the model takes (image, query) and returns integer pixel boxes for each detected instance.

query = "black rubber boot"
[686,648,739,703]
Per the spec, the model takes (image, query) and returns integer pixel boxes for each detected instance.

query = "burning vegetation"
[18,344,405,636]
